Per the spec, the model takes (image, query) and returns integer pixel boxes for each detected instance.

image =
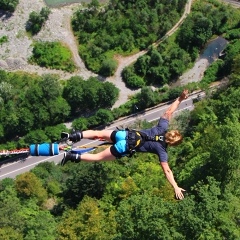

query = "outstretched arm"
[160,162,185,200]
[162,89,189,121]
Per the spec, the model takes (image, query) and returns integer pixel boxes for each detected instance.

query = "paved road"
[0,92,205,180]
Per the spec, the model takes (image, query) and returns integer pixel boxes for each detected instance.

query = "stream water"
[200,36,228,63]
[178,36,228,86]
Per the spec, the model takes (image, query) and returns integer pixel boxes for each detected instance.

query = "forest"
[0,0,240,239]
[71,0,187,75]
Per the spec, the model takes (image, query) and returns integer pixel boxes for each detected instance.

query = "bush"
[126,75,145,89]
[0,36,8,45]
[26,7,51,35]
[30,41,76,72]
[99,58,118,77]
[0,0,19,12]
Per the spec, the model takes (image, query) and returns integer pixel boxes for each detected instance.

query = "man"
[61,89,189,200]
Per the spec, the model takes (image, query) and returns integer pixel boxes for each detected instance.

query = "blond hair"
[165,130,183,146]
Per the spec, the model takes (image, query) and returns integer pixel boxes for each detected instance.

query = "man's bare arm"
[160,162,185,200]
[162,89,189,121]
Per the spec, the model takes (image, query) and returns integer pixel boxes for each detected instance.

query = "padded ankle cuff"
[69,131,82,142]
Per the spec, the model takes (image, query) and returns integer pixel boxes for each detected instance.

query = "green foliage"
[0,72,71,142]
[57,195,117,239]
[63,76,119,114]
[0,0,19,12]
[15,172,48,204]
[224,28,240,41]
[30,41,76,72]
[126,74,145,89]
[0,184,25,231]
[116,194,180,240]
[123,42,191,88]
[72,0,187,74]
[61,162,110,207]
[72,117,89,130]
[0,227,23,240]
[222,39,240,75]
[30,161,63,196]
[136,86,157,109]
[44,124,68,142]
[177,0,237,53]
[0,35,8,45]
[95,108,114,125]
[99,58,118,77]
[19,199,57,240]
[26,7,51,35]
[201,59,224,84]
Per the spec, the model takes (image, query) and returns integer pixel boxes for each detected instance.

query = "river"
[178,36,228,86]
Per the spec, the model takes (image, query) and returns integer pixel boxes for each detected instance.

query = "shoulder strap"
[139,131,167,148]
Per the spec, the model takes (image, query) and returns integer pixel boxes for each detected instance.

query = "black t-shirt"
[137,118,169,162]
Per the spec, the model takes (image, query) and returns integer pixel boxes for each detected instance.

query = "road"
[0,92,205,180]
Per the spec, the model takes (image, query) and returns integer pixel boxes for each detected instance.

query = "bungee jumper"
[61,89,189,200]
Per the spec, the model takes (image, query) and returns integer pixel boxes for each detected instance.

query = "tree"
[47,97,71,125]
[30,161,63,197]
[19,200,57,240]
[0,227,23,240]
[16,108,34,136]
[0,185,25,232]
[137,86,156,108]
[149,48,163,66]
[0,81,15,103]
[126,75,145,89]
[62,163,109,207]
[0,0,19,12]
[72,117,89,130]
[98,82,119,108]
[44,124,68,142]
[95,109,114,125]
[40,74,62,102]
[99,58,118,77]
[58,196,117,239]
[26,7,51,35]
[192,14,213,47]
[134,54,151,77]
[23,129,50,145]
[116,194,179,240]
[63,76,85,114]
[15,172,48,204]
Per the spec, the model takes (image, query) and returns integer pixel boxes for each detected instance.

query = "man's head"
[165,130,183,146]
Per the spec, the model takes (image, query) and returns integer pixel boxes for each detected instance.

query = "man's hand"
[174,187,186,200]
[162,89,189,120]
[179,89,189,101]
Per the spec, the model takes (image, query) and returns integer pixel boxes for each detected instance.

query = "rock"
[0,60,9,69]
[5,57,27,70]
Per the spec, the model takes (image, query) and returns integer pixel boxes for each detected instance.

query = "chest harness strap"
[125,129,167,157]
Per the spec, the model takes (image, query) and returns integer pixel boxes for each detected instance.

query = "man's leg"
[61,147,115,166]
[61,130,113,142]
[60,130,126,166]
[82,130,113,142]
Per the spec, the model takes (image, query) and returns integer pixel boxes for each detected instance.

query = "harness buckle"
[158,135,164,141]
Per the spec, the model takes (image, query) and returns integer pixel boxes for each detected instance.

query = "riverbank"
[178,37,228,86]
